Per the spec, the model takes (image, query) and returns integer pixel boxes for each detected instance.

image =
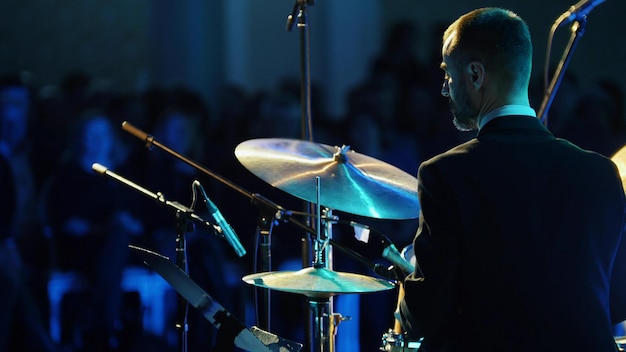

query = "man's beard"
[449,92,478,131]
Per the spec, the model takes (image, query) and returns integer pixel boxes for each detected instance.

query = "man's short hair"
[443,7,533,92]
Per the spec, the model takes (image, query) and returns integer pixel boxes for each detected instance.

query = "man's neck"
[478,105,537,130]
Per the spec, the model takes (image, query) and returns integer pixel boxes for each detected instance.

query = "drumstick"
[393,283,405,334]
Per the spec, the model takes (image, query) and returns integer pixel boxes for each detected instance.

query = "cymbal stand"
[286,0,315,142]
[307,210,341,352]
[253,205,279,331]
[287,3,323,348]
[306,177,343,352]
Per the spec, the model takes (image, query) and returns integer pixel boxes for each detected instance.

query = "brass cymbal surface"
[242,267,395,298]
[235,138,420,219]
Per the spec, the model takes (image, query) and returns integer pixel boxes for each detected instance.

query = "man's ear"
[467,61,485,89]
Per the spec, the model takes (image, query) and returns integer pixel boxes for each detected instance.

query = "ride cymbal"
[234,138,420,219]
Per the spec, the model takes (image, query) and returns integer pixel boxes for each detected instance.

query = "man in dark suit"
[396,7,626,351]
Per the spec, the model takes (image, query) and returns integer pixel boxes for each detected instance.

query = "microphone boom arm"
[91,163,221,235]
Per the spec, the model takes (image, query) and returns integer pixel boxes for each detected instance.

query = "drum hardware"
[380,329,421,352]
[243,244,395,352]
[285,1,318,347]
[244,179,395,351]
[234,135,420,351]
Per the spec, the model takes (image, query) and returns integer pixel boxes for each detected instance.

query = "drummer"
[395,7,626,351]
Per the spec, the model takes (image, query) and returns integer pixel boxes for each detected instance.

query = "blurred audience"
[0,72,59,351]
[42,109,144,351]
[564,80,626,156]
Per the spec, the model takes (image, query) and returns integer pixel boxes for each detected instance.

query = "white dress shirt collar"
[478,105,537,130]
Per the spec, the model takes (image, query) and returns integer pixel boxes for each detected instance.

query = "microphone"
[203,192,246,257]
[349,220,421,279]
[382,243,415,277]
[93,163,223,235]
[382,242,425,280]
[556,0,607,28]
[93,163,159,199]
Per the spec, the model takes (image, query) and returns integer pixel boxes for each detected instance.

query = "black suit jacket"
[400,115,626,351]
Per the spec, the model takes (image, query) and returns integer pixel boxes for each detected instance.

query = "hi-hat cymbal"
[242,267,395,298]
[234,138,420,219]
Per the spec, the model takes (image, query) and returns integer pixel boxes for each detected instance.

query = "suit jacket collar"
[477,115,556,143]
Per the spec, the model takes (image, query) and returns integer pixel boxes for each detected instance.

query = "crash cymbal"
[234,138,420,219]
[612,145,626,192]
[242,267,395,298]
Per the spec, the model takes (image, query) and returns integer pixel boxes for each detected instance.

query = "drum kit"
[103,1,421,345]
[97,105,626,352]
[94,117,421,352]
[94,49,626,352]
[235,138,419,351]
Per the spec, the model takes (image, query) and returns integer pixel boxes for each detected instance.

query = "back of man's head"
[443,7,533,94]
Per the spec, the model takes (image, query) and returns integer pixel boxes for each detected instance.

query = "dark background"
[1,0,623,121]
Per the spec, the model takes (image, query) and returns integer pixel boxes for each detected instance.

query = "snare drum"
[380,329,421,352]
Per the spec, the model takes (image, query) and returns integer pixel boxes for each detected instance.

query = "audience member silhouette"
[0,72,58,351]
[0,148,57,352]
[42,110,145,351]
[551,79,626,157]
[0,73,41,247]
[371,21,424,96]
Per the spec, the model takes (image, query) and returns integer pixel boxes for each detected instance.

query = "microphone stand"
[286,2,319,349]
[538,17,588,126]
[121,121,317,332]
[286,0,315,143]
[91,163,221,352]
[175,210,192,352]
[253,203,278,331]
